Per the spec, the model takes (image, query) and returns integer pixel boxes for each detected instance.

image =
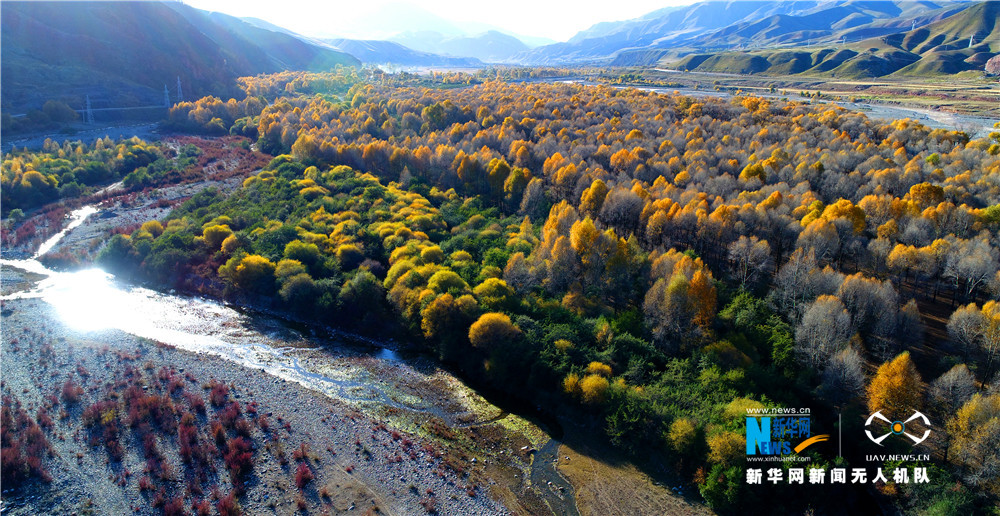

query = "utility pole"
[85,95,94,124]
[969,34,975,48]
[164,84,171,108]
[911,20,916,31]
[176,76,183,103]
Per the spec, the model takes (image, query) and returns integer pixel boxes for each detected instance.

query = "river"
[1,205,579,515]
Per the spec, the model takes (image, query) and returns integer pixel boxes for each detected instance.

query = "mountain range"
[668,0,999,77]
[514,1,980,65]
[390,30,530,63]
[323,39,483,67]
[2,0,996,116]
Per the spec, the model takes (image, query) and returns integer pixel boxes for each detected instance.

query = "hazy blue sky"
[183,0,690,42]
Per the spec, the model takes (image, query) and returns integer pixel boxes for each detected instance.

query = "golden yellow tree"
[579,374,609,404]
[867,351,923,417]
[946,393,1000,494]
[468,312,521,350]
[668,418,697,455]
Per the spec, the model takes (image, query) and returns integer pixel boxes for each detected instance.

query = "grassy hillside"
[523,1,966,65]
[664,1,999,79]
[0,1,358,114]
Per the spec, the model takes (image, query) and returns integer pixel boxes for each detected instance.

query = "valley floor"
[632,69,1000,132]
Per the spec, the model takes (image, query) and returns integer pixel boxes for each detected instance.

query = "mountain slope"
[0,1,358,113]
[663,1,999,78]
[885,0,1000,75]
[519,0,969,66]
[682,1,966,49]
[516,1,829,64]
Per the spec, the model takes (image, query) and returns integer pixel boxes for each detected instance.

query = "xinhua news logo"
[746,408,828,460]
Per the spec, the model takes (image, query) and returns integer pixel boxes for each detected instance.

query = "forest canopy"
[8,70,1000,514]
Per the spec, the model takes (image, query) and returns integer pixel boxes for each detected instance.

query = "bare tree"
[796,295,853,369]
[728,235,772,290]
[771,247,817,318]
[503,252,537,295]
[819,346,866,405]
[894,299,924,356]
[930,364,976,415]
[519,177,547,220]
[947,302,1000,383]
[598,187,644,236]
[944,237,999,299]
[838,273,898,339]
[948,303,985,362]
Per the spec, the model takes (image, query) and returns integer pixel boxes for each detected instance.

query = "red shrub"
[194,500,211,516]
[185,393,206,415]
[169,377,185,394]
[141,428,159,459]
[219,401,241,429]
[62,380,84,403]
[208,381,229,407]
[178,434,194,463]
[81,400,115,427]
[223,437,253,482]
[152,489,166,508]
[420,495,437,513]
[36,408,53,429]
[211,420,226,447]
[163,496,185,516]
[292,443,309,462]
[217,491,241,516]
[234,418,252,439]
[295,462,314,489]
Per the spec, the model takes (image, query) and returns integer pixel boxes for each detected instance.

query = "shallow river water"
[4,207,471,423]
[1,205,579,514]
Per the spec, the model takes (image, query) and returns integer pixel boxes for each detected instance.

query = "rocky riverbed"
[0,287,513,515]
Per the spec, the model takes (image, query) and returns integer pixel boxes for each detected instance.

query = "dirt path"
[556,443,712,516]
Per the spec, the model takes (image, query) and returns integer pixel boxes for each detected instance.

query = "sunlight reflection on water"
[35,206,98,258]
[1,204,420,413]
[31,267,253,349]
[4,265,438,414]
